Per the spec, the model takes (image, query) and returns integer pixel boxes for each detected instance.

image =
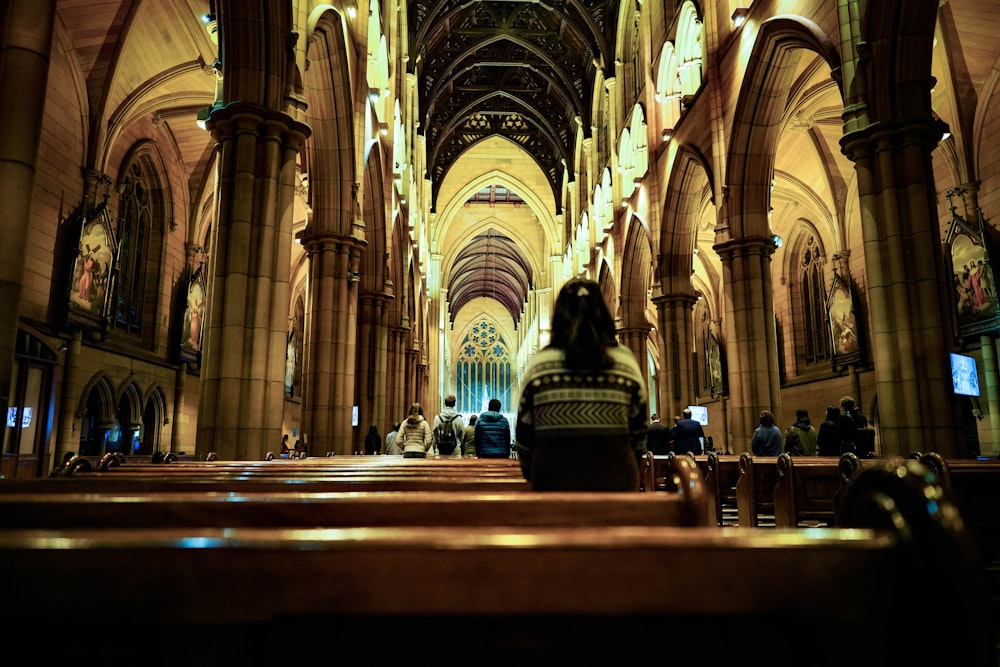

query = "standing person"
[816,406,842,456]
[384,422,403,455]
[646,414,672,456]
[363,424,381,455]
[475,398,512,459]
[672,408,706,456]
[431,394,465,458]
[839,396,873,457]
[462,415,477,457]
[399,403,433,458]
[514,277,648,491]
[784,408,817,456]
[750,410,782,457]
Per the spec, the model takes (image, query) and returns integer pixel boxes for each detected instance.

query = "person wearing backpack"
[432,394,465,458]
[784,408,817,456]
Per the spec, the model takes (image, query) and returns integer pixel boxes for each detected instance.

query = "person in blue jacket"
[474,398,511,458]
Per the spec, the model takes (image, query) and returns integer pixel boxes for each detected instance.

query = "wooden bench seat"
[1,461,993,665]
[918,452,1000,567]
[736,452,779,527]
[0,488,712,529]
[0,474,534,494]
[772,454,851,527]
[643,452,740,526]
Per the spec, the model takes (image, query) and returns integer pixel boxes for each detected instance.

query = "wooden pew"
[643,451,740,526]
[0,458,992,666]
[918,452,1000,567]
[736,452,779,527]
[0,488,713,529]
[772,454,848,527]
[15,454,534,493]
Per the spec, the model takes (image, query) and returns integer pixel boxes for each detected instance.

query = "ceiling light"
[732,8,749,28]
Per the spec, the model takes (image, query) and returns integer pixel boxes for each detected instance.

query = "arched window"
[794,234,830,366]
[455,319,513,416]
[113,162,152,334]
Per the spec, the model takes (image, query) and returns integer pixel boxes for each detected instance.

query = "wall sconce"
[731,8,749,28]
[345,1,357,19]
[771,234,783,248]
[196,105,213,130]
[661,129,673,142]
[369,88,380,104]
[379,122,389,136]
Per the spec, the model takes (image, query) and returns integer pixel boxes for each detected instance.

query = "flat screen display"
[687,405,708,426]
[950,352,981,397]
[5,407,32,428]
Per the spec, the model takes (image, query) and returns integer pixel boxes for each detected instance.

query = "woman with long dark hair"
[515,278,648,491]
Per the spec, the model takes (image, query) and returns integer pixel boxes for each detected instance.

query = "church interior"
[5,2,1000,662]
[2,0,1000,474]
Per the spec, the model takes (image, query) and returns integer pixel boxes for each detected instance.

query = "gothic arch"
[658,145,714,293]
[724,15,841,239]
[304,8,359,237]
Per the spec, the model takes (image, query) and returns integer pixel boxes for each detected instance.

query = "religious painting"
[705,329,726,398]
[947,229,1000,336]
[67,205,116,329]
[826,273,863,367]
[284,322,297,396]
[180,267,206,361]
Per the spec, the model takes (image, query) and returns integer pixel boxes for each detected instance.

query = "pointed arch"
[659,145,714,293]
[304,8,359,237]
[725,16,841,238]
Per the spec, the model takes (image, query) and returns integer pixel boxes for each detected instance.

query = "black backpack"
[435,414,459,455]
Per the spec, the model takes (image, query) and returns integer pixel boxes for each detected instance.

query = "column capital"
[207,101,311,149]
[712,235,777,260]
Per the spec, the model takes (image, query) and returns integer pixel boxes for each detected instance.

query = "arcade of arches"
[2,0,1000,477]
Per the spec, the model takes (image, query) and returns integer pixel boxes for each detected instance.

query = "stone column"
[356,291,391,449]
[170,362,187,455]
[386,325,408,427]
[300,232,363,456]
[0,0,56,416]
[617,325,650,389]
[841,118,960,456]
[55,331,83,462]
[652,291,699,422]
[196,103,310,460]
[714,236,782,453]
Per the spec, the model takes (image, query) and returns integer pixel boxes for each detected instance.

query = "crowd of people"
[750,396,873,458]
[284,279,876,494]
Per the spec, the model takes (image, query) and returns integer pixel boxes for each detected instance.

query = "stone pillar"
[714,236,782,453]
[196,103,309,460]
[170,362,187,455]
[300,232,363,456]
[0,0,56,416]
[841,118,960,456]
[652,292,699,422]
[55,331,83,462]
[618,325,650,390]
[356,291,391,449]
[386,325,408,427]
[989,338,1000,457]
[405,345,419,407]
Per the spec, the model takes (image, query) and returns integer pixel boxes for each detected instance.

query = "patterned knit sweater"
[515,345,648,491]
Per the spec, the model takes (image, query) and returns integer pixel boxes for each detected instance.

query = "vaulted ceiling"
[407,0,621,214]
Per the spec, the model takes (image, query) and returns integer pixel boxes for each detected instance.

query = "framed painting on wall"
[826,272,863,367]
[179,266,206,363]
[66,204,116,331]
